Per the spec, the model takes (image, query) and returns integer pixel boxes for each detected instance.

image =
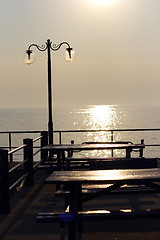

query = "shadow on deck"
[1,169,160,240]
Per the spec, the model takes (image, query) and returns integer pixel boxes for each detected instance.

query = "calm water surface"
[1,105,160,159]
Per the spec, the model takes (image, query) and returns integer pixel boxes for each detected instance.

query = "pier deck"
[1,168,160,240]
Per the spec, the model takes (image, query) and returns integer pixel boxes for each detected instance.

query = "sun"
[89,0,115,6]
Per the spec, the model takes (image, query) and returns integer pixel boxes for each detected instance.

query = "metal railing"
[1,128,160,160]
[1,128,160,147]
[54,128,160,145]
[0,130,42,150]
[0,127,160,165]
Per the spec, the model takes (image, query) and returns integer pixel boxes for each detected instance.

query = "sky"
[0,0,160,107]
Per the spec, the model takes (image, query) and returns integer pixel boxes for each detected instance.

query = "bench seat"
[89,158,159,170]
[37,163,89,170]
[55,184,158,197]
[37,158,159,171]
[36,208,160,223]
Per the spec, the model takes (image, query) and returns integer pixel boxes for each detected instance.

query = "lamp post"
[24,39,75,144]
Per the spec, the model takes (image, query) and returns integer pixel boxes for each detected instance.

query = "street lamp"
[24,39,75,144]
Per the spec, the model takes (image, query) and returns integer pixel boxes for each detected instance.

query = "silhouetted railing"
[1,128,160,146]
[0,131,48,214]
[54,128,160,145]
[1,128,160,161]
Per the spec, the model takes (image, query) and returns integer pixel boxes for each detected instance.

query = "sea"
[1,104,160,160]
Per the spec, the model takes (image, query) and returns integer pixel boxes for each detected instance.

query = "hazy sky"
[1,0,160,107]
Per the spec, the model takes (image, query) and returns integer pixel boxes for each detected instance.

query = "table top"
[45,168,160,184]
[42,143,145,151]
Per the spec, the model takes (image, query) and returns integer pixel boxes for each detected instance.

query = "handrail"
[9,174,28,191]
[8,134,44,190]
[1,128,160,157]
[8,144,26,155]
[33,158,44,169]
[53,128,160,133]
[145,144,160,147]
[0,131,48,214]
[0,130,42,134]
[9,159,28,173]
[33,136,42,143]
[33,149,41,156]
[1,128,160,147]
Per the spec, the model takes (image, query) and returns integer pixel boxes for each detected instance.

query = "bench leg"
[77,184,83,233]
[67,183,83,240]
[56,151,64,191]
[126,148,131,158]
[68,221,76,240]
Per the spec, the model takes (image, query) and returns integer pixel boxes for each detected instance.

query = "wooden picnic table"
[42,143,145,163]
[37,168,160,240]
[45,168,160,184]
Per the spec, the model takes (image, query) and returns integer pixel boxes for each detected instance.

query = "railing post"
[111,130,114,157]
[111,130,114,142]
[9,132,13,162]
[140,139,144,158]
[0,149,10,214]
[41,131,48,164]
[59,131,62,145]
[23,138,33,186]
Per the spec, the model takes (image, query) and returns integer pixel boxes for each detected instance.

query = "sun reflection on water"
[89,105,116,129]
[83,105,124,157]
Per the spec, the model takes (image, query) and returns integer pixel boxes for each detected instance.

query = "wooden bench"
[55,183,158,197]
[89,157,159,170]
[38,157,158,171]
[36,208,160,224]
[37,161,89,171]
[36,169,160,240]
